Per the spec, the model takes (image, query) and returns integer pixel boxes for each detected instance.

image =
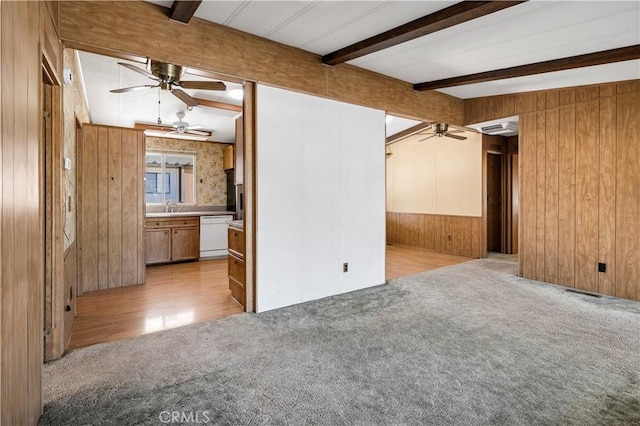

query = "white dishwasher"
[199,215,234,259]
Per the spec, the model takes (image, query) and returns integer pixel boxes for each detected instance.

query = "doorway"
[487,153,503,252]
[485,134,519,254]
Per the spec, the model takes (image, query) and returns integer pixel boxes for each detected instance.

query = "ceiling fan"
[417,123,467,141]
[169,111,210,136]
[110,60,226,107]
[137,111,212,138]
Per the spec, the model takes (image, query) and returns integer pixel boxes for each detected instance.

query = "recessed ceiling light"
[228,89,243,100]
[385,115,393,124]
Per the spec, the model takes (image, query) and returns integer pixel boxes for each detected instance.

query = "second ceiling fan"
[110,60,226,107]
[417,123,467,141]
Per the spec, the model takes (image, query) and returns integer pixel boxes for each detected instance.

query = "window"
[145,153,196,205]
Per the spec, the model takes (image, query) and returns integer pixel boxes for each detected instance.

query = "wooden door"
[171,227,199,261]
[487,153,503,252]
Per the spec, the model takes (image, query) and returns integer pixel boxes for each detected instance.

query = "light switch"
[64,157,72,170]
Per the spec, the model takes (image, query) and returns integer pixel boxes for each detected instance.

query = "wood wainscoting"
[386,212,486,259]
[465,80,639,301]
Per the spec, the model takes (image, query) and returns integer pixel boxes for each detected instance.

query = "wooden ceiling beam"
[322,1,527,66]
[193,98,242,112]
[386,122,433,144]
[414,44,640,91]
[169,1,202,24]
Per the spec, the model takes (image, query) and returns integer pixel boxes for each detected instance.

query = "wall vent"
[481,121,518,135]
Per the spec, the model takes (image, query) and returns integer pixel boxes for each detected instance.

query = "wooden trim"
[193,98,242,112]
[169,1,202,24]
[322,1,526,65]
[416,45,640,91]
[386,122,432,144]
[43,80,65,361]
[243,81,256,313]
[481,136,489,257]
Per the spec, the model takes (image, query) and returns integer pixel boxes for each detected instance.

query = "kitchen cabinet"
[172,227,200,261]
[228,223,245,306]
[145,217,199,264]
[223,145,234,170]
[145,228,172,264]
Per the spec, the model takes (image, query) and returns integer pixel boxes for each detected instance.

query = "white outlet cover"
[64,157,72,170]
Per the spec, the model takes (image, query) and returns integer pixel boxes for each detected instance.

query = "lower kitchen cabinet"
[171,227,200,262]
[228,224,245,307]
[146,228,172,264]
[145,217,200,264]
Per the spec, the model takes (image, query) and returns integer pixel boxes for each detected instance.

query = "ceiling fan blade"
[117,62,159,81]
[186,124,204,130]
[171,89,199,107]
[186,130,211,136]
[447,129,465,133]
[179,81,227,91]
[445,133,467,140]
[418,135,437,142]
[110,84,158,93]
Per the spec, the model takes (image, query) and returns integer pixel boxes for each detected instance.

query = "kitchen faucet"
[164,201,177,213]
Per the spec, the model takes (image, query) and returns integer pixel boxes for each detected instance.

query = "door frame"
[42,58,65,361]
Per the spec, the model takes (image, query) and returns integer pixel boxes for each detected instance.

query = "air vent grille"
[481,121,518,135]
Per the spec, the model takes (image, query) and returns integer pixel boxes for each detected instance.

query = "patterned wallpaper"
[145,137,228,206]
[62,49,90,253]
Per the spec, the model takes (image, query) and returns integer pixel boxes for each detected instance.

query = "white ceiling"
[149,0,639,100]
[78,51,243,143]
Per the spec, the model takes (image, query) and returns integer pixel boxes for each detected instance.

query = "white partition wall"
[256,85,386,312]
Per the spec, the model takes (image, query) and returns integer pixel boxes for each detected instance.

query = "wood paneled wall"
[387,213,485,259]
[58,1,462,125]
[79,124,145,294]
[0,1,43,424]
[467,81,639,300]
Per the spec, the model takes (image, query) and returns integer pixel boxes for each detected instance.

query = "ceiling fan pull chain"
[157,88,162,125]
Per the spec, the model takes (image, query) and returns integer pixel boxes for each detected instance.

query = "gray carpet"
[40,256,640,425]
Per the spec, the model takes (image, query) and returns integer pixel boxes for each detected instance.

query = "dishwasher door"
[199,215,233,259]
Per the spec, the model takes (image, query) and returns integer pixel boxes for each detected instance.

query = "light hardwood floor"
[68,245,471,350]
[385,244,472,280]
[67,259,244,350]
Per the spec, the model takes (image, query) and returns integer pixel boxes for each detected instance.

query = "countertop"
[229,220,244,229]
[146,211,236,218]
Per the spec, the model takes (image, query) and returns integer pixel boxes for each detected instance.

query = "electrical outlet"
[343,262,348,273]
[598,262,607,273]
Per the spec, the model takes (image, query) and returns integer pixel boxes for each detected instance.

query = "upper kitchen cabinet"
[223,145,234,171]
[78,124,146,294]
